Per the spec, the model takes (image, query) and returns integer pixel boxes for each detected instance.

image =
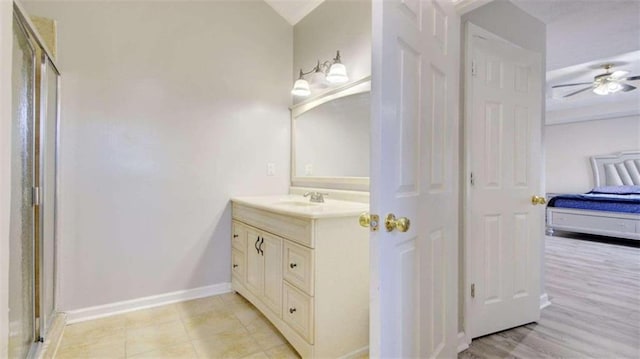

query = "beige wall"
[293,0,371,101]
[545,116,640,193]
[23,0,292,311]
[1,0,13,355]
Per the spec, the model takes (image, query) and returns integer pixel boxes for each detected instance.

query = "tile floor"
[54,292,301,359]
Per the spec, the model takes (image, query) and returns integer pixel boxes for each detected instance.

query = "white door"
[465,24,543,339]
[369,0,460,357]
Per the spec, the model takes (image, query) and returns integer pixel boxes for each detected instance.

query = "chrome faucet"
[303,191,329,203]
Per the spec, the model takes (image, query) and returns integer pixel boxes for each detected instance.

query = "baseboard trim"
[457,331,469,353]
[540,293,551,310]
[65,282,231,324]
[339,346,369,359]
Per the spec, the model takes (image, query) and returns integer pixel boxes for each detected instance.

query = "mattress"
[548,185,640,214]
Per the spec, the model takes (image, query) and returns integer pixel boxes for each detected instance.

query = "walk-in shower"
[9,4,59,358]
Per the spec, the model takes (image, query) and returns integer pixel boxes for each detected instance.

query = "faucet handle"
[303,192,312,197]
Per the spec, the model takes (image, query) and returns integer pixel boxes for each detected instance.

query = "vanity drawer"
[231,249,246,282]
[283,282,314,344]
[283,240,314,296]
[232,221,247,252]
[233,203,314,248]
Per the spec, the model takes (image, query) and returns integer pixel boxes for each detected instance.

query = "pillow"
[590,185,640,195]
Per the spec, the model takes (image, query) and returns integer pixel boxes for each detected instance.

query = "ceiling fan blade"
[610,70,629,79]
[623,75,640,81]
[621,83,637,92]
[563,86,592,98]
[552,82,593,88]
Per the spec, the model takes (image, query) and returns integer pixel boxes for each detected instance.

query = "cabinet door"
[245,228,264,296]
[262,233,283,316]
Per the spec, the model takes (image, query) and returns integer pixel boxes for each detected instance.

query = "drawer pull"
[289,307,297,314]
[233,264,238,268]
[233,234,239,238]
[289,263,297,269]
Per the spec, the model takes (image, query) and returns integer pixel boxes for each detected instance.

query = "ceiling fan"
[552,64,640,98]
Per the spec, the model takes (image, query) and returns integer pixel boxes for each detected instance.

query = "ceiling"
[511,0,640,123]
[263,0,324,25]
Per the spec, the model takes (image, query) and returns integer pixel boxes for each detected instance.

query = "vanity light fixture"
[291,50,349,97]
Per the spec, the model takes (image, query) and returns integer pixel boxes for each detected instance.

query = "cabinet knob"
[289,307,296,314]
[233,264,238,268]
[289,263,297,269]
[233,234,239,238]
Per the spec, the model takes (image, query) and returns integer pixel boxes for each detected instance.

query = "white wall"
[545,116,640,193]
[1,0,13,355]
[293,0,371,101]
[23,0,292,311]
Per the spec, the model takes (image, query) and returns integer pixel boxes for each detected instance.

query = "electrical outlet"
[267,163,276,176]
[305,164,313,176]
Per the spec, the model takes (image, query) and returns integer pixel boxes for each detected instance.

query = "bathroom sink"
[231,195,369,219]
[274,200,320,207]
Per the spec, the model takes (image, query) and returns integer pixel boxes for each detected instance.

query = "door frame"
[461,21,545,347]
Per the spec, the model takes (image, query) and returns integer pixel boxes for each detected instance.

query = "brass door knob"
[531,195,546,205]
[359,212,371,228]
[385,213,411,232]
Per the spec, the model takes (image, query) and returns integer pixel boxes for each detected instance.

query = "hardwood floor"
[460,234,640,359]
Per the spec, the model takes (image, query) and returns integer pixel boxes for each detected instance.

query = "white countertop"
[231,195,369,219]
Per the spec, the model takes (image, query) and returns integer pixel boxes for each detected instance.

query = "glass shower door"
[39,55,59,337]
[9,12,37,359]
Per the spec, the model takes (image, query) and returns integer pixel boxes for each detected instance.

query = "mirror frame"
[290,76,371,191]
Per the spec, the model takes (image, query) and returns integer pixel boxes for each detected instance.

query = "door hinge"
[470,172,475,186]
[32,186,41,206]
[471,61,477,77]
[471,283,475,298]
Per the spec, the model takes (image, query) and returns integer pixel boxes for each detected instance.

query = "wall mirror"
[291,76,370,191]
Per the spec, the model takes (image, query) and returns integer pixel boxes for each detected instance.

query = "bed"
[546,151,640,240]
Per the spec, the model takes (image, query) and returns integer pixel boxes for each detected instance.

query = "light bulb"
[291,78,310,97]
[593,83,609,95]
[607,81,622,93]
[326,63,349,84]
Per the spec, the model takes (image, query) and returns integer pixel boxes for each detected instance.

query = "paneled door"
[369,0,460,357]
[465,23,543,339]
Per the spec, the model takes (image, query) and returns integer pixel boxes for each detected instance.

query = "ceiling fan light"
[610,70,629,79]
[607,81,622,93]
[593,83,609,96]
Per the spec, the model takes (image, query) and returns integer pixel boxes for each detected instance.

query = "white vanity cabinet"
[231,197,369,358]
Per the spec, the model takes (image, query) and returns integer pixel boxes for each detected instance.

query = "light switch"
[267,163,276,176]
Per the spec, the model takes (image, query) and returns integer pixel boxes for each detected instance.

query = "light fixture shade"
[326,63,349,84]
[593,83,609,95]
[607,81,622,93]
[310,71,327,88]
[291,78,311,97]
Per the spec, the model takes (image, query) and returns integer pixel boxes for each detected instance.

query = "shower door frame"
[12,1,61,352]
